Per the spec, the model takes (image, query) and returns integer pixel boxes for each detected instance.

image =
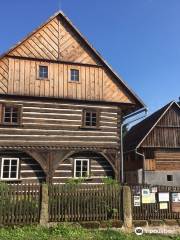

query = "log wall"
[0,97,120,149]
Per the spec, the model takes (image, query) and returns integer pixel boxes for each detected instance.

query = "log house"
[0,11,144,184]
[124,101,180,186]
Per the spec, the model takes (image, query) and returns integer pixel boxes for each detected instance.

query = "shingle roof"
[124,101,179,151]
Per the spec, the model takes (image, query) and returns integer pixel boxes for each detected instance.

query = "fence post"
[40,183,49,226]
[123,186,132,230]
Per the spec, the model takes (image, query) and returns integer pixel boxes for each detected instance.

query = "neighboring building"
[124,101,180,186]
[0,11,144,184]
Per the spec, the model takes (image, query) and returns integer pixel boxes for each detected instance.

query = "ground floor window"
[74,159,89,178]
[1,158,19,180]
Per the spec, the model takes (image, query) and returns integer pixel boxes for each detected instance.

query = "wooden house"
[124,101,180,186]
[0,11,144,184]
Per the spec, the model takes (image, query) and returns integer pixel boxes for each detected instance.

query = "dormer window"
[70,69,79,82]
[39,66,48,79]
[3,105,21,125]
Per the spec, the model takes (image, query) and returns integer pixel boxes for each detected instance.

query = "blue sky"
[0,0,179,114]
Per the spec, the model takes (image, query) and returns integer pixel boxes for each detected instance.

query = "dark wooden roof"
[124,101,180,151]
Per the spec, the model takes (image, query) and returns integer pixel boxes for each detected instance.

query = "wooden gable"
[0,12,144,107]
[8,14,100,65]
[142,103,180,148]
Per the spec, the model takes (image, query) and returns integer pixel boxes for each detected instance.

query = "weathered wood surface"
[49,184,122,222]
[4,57,132,103]
[155,151,180,170]
[142,105,180,148]
[53,152,114,183]
[8,16,99,65]
[0,183,40,225]
[0,13,136,104]
[0,97,120,149]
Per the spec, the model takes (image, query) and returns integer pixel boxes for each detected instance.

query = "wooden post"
[40,183,49,226]
[123,186,132,229]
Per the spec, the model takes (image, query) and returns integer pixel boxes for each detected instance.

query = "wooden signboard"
[172,203,180,213]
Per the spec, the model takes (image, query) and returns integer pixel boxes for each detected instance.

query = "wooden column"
[46,151,53,184]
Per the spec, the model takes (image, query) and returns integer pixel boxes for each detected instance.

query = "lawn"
[0,224,180,240]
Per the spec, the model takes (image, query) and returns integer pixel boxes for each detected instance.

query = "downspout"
[121,107,147,183]
[135,148,145,184]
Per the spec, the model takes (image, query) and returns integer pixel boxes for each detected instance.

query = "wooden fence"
[49,184,122,222]
[131,184,180,220]
[0,183,41,225]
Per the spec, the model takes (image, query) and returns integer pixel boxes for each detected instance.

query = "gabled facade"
[124,101,180,186]
[0,11,144,184]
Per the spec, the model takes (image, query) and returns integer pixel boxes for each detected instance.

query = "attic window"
[70,69,79,82]
[39,66,48,79]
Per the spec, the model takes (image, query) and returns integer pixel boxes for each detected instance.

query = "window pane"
[12,118,18,123]
[76,171,81,177]
[5,112,11,118]
[3,166,9,172]
[11,165,17,172]
[76,161,81,172]
[4,117,11,123]
[3,159,10,166]
[11,160,17,166]
[82,171,87,177]
[85,121,91,126]
[5,107,11,113]
[10,171,17,178]
[3,172,9,178]
[92,113,97,118]
[12,112,18,118]
[82,161,87,172]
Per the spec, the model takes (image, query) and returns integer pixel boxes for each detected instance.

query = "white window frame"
[1,158,19,180]
[74,159,89,178]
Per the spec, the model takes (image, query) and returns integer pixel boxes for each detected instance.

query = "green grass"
[0,224,179,240]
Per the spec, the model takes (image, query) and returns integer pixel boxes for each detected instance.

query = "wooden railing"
[49,184,122,222]
[0,183,41,225]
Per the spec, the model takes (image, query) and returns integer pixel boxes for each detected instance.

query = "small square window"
[39,66,48,79]
[3,105,21,125]
[70,69,79,82]
[74,159,89,178]
[1,158,19,180]
[83,110,98,128]
[167,175,173,181]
